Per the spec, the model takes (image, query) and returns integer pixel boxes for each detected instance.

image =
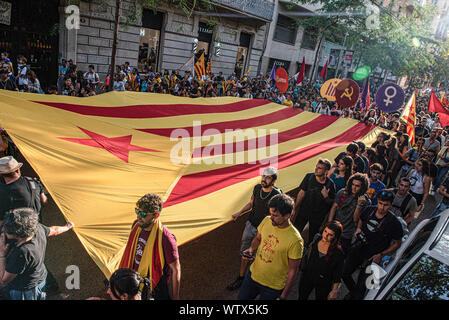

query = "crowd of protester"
[2,52,449,301]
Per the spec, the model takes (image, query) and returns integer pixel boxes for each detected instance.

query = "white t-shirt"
[84,72,99,84]
[17,65,28,86]
[409,169,426,195]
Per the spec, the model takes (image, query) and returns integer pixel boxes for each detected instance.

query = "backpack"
[392,188,413,218]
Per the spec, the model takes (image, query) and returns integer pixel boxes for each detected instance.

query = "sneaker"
[226,277,244,291]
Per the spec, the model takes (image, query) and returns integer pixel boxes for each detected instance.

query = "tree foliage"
[291,0,449,87]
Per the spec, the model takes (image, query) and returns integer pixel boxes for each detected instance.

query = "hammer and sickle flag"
[0,90,383,277]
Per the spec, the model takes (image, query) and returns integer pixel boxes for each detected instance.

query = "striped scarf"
[119,219,165,293]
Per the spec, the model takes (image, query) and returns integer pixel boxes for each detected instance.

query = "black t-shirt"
[297,173,336,223]
[0,176,44,220]
[0,78,18,91]
[189,87,199,97]
[335,152,365,173]
[360,155,370,173]
[359,206,403,259]
[6,224,50,290]
[248,184,282,228]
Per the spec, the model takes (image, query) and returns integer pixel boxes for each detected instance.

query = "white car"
[364,209,449,300]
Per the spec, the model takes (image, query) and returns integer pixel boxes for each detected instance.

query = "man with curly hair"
[119,193,180,300]
[0,208,74,300]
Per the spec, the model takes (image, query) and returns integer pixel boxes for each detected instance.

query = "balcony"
[212,0,275,22]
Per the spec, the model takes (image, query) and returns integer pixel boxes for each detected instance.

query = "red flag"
[366,84,371,109]
[296,57,305,85]
[319,59,328,81]
[429,89,449,126]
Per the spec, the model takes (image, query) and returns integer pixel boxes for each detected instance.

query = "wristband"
[0,255,6,258]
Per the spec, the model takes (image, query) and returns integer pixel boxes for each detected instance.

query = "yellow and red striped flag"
[400,91,417,146]
[194,52,206,80]
[0,90,384,278]
[206,55,212,74]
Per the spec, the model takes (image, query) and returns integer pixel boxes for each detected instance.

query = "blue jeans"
[237,271,283,300]
[9,280,46,300]
[431,201,449,218]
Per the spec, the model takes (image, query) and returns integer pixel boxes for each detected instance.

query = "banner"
[275,67,289,93]
[320,78,341,102]
[0,90,383,278]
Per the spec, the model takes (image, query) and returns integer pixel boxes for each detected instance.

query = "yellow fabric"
[400,92,416,145]
[250,216,303,290]
[0,90,382,278]
[139,219,164,291]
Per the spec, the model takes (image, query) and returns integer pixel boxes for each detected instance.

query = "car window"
[429,218,449,259]
[385,254,449,300]
[387,218,438,283]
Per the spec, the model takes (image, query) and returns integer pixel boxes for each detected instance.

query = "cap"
[263,166,278,177]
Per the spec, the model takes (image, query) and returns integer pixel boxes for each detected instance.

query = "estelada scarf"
[119,219,165,292]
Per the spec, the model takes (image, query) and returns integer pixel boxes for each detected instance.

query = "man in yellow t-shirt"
[238,194,303,300]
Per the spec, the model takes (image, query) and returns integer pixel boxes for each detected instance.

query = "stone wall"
[62,0,270,80]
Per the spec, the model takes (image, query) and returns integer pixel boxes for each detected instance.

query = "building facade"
[58,0,275,81]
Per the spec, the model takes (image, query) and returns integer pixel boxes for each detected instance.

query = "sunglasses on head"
[135,207,156,218]
[380,190,394,198]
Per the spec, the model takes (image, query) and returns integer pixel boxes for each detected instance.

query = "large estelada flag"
[0,90,383,277]
[400,91,417,145]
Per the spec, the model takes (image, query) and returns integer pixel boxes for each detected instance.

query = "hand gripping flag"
[0,90,385,278]
[400,91,417,145]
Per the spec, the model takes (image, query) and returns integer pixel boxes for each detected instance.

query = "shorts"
[240,221,258,253]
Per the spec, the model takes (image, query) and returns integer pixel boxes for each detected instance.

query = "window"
[198,22,213,56]
[235,32,251,78]
[267,58,290,74]
[138,10,163,72]
[376,218,438,297]
[273,14,296,44]
[386,254,449,300]
[301,26,318,50]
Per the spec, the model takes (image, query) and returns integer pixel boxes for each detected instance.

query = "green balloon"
[352,66,371,81]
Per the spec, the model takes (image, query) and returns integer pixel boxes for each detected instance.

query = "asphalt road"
[14,150,443,300]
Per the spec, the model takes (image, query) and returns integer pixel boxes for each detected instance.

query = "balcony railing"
[213,0,275,21]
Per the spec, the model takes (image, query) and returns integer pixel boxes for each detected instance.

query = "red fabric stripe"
[119,223,140,269]
[33,99,270,119]
[192,114,338,157]
[164,122,373,208]
[138,108,302,137]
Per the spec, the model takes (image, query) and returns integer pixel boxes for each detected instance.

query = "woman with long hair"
[88,268,150,300]
[297,221,345,300]
[25,70,41,93]
[328,156,353,192]
[406,158,432,212]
